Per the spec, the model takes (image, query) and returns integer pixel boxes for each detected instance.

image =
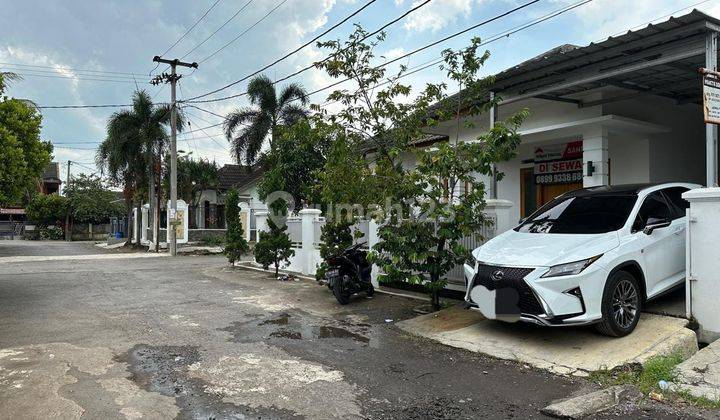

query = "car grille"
[470,264,544,315]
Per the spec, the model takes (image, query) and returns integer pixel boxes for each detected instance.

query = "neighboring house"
[195,164,266,239]
[40,162,62,195]
[388,10,718,229]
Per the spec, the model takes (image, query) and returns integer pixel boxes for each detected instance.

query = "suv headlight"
[541,255,602,278]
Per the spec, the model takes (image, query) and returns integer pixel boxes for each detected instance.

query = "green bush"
[39,226,64,240]
[26,194,68,231]
[254,218,294,277]
[224,188,249,264]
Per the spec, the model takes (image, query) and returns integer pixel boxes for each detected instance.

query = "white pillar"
[132,207,138,241]
[485,199,514,234]
[683,188,720,342]
[238,202,251,242]
[167,199,189,244]
[299,208,321,276]
[254,210,269,242]
[368,218,380,288]
[706,32,718,187]
[582,127,609,187]
[141,204,149,243]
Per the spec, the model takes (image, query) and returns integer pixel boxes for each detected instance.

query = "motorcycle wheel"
[333,275,351,305]
[366,284,374,297]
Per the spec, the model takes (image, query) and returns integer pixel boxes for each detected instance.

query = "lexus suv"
[464,183,700,337]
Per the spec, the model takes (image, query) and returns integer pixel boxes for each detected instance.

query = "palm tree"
[224,75,308,165]
[0,72,22,94]
[96,90,182,245]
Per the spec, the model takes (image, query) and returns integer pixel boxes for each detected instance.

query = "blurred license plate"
[326,269,340,278]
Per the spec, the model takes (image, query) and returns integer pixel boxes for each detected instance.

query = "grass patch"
[590,352,720,409]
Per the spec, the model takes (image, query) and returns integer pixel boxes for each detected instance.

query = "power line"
[179,0,254,60]
[5,71,141,84]
[185,0,429,102]
[316,0,595,108]
[160,0,223,57]
[198,0,291,64]
[0,61,148,77]
[185,0,540,104]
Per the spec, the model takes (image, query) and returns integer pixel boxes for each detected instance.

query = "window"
[661,187,690,219]
[632,192,673,232]
[515,195,637,234]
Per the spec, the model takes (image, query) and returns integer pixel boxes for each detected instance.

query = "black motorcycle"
[321,242,374,304]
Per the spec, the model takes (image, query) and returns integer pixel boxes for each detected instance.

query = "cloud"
[553,0,720,43]
[400,0,473,33]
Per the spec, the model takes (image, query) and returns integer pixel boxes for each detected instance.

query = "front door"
[521,167,582,217]
[539,182,582,206]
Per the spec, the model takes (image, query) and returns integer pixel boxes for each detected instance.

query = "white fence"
[254,208,499,290]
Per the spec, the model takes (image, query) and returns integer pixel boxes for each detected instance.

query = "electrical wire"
[199,0,290,64]
[160,0,223,57]
[0,62,148,77]
[185,0,431,102]
[5,72,141,84]
[179,0,254,60]
[315,0,594,107]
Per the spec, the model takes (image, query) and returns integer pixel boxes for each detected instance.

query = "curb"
[541,385,641,419]
[234,262,429,302]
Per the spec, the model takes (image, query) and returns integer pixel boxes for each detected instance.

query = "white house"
[409,10,718,230]
[195,164,267,240]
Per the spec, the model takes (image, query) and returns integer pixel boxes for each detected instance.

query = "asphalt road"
[0,241,702,419]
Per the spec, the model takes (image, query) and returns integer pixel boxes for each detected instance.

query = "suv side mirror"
[643,217,671,235]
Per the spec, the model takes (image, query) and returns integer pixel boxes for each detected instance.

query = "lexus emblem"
[491,269,505,281]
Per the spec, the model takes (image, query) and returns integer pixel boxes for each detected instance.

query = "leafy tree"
[315,219,357,280]
[65,174,124,224]
[0,72,53,206]
[26,194,68,230]
[224,187,249,265]
[370,39,528,309]
[96,90,182,244]
[314,26,442,207]
[254,218,295,277]
[224,74,308,165]
[257,119,334,211]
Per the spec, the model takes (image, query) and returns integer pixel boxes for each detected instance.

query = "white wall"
[604,95,705,185]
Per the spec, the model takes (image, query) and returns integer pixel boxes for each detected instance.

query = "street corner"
[0,342,179,419]
[397,307,698,377]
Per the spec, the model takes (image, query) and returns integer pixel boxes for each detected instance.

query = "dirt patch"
[118,344,299,419]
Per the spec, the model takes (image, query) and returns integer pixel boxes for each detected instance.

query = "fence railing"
[254,208,498,290]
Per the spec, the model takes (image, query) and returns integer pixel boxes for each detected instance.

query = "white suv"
[464,182,701,337]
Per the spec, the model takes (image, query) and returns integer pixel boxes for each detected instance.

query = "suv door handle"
[673,227,683,235]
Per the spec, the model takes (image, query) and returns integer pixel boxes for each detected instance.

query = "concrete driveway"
[0,241,702,419]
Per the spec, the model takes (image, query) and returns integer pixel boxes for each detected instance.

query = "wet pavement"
[0,241,708,419]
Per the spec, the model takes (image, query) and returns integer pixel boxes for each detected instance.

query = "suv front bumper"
[463,262,605,326]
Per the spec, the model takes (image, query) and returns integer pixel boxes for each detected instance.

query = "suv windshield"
[515,195,637,234]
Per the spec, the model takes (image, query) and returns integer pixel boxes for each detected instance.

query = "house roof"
[361,132,450,154]
[439,9,720,110]
[42,162,61,182]
[217,164,265,191]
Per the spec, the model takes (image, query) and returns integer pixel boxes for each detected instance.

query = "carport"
[490,9,719,188]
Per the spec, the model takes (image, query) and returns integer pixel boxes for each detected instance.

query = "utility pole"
[64,160,72,241]
[151,56,198,255]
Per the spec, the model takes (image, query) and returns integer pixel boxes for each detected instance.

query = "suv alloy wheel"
[596,270,642,337]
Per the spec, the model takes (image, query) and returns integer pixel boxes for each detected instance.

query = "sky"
[2,0,720,181]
